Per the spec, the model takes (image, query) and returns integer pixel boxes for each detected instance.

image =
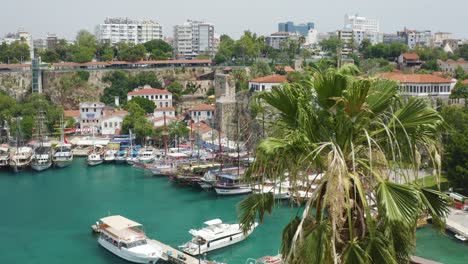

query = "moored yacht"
[10,146,33,173]
[0,146,10,168]
[94,215,163,263]
[31,142,53,172]
[138,147,158,164]
[103,149,117,163]
[87,145,104,166]
[181,219,258,255]
[213,174,252,195]
[115,149,127,164]
[53,143,73,168]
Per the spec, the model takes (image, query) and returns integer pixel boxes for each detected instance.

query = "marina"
[0,159,466,264]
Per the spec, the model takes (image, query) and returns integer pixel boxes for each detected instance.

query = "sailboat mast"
[236,102,240,177]
[163,112,168,157]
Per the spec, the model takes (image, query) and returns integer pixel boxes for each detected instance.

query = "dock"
[148,239,210,264]
[446,209,468,238]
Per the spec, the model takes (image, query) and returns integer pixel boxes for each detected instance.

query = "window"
[94,108,96,112]
[160,102,163,107]
[165,95,168,99]
[114,122,117,127]
[165,102,168,107]
[109,122,112,128]
[151,95,154,99]
[104,122,107,128]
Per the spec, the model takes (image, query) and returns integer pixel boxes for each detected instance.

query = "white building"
[265,32,301,50]
[398,29,432,49]
[153,107,176,118]
[101,110,128,135]
[173,20,215,59]
[79,102,106,134]
[305,29,319,46]
[127,85,173,108]
[382,73,454,98]
[152,116,178,128]
[187,104,216,124]
[95,17,163,45]
[1,28,34,61]
[437,59,468,73]
[248,75,288,92]
[433,32,453,47]
[344,14,379,34]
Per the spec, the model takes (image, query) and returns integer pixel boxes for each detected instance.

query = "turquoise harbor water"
[0,159,466,264]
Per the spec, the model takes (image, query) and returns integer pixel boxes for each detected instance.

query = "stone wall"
[0,70,32,100]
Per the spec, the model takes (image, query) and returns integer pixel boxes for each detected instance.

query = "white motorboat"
[138,147,158,164]
[31,142,53,172]
[115,150,127,164]
[455,234,467,242]
[10,146,33,173]
[0,146,10,168]
[94,215,163,263]
[213,174,252,196]
[253,186,291,200]
[104,149,117,163]
[181,219,258,256]
[87,153,103,166]
[145,162,178,176]
[53,143,73,168]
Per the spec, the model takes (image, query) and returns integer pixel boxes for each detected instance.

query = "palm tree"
[238,65,449,264]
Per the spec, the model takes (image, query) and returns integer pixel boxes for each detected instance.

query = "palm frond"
[376,181,419,226]
[237,193,274,234]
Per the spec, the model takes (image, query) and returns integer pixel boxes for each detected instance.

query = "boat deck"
[148,239,210,264]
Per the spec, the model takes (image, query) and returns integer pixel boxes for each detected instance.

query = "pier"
[148,239,210,264]
[446,209,468,237]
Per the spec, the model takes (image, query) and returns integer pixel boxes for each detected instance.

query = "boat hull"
[183,224,257,255]
[98,237,160,264]
[54,160,73,168]
[87,159,103,166]
[31,162,52,172]
[214,186,252,195]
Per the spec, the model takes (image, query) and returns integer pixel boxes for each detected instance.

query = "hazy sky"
[1,0,466,40]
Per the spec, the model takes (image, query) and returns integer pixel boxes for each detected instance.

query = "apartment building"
[173,20,215,59]
[397,29,432,49]
[278,21,315,36]
[127,85,173,108]
[95,17,163,45]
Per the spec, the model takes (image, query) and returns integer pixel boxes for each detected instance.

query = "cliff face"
[0,71,32,100]
[0,67,214,108]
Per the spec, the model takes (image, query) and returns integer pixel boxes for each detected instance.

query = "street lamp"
[195,236,204,264]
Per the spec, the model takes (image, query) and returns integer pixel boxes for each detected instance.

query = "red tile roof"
[461,80,468,85]
[154,107,175,111]
[249,75,288,84]
[382,73,452,84]
[0,63,30,69]
[104,109,128,117]
[188,104,216,111]
[401,53,420,60]
[276,65,295,72]
[128,87,171,96]
[189,121,214,134]
[64,110,80,118]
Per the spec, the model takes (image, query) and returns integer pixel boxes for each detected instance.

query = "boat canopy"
[100,215,142,230]
[204,219,222,226]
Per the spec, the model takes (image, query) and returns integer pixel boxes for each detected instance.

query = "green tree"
[168,121,189,139]
[454,65,466,79]
[450,81,468,106]
[214,35,236,64]
[166,81,184,102]
[126,96,156,114]
[116,43,147,61]
[250,61,272,78]
[455,44,468,60]
[144,39,173,60]
[122,101,154,143]
[319,37,343,55]
[239,66,448,264]
[441,105,468,187]
[96,42,114,61]
[71,45,95,63]
[55,39,73,62]
[76,30,97,49]
[38,49,60,63]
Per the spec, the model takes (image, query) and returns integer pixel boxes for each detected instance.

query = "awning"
[100,215,142,230]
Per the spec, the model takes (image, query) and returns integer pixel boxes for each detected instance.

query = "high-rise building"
[278,21,315,36]
[46,34,58,50]
[1,28,34,61]
[95,17,163,45]
[343,14,381,46]
[173,20,215,59]
[397,29,432,49]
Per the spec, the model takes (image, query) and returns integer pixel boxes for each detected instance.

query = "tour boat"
[138,147,158,164]
[181,219,258,256]
[9,146,33,173]
[31,142,53,172]
[94,215,163,263]
[146,162,178,176]
[0,146,10,168]
[455,234,467,242]
[87,145,104,166]
[53,143,73,168]
[213,174,252,195]
[115,150,127,164]
[104,149,117,163]
[198,167,247,190]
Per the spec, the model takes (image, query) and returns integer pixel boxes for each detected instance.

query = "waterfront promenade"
[446,208,468,237]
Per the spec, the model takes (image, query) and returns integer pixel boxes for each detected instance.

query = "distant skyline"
[1,0,466,40]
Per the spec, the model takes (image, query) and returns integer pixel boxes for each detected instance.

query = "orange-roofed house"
[64,110,80,124]
[248,75,288,92]
[398,53,422,72]
[187,104,216,124]
[437,58,468,73]
[101,109,129,135]
[188,121,217,141]
[127,85,173,108]
[381,73,455,98]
